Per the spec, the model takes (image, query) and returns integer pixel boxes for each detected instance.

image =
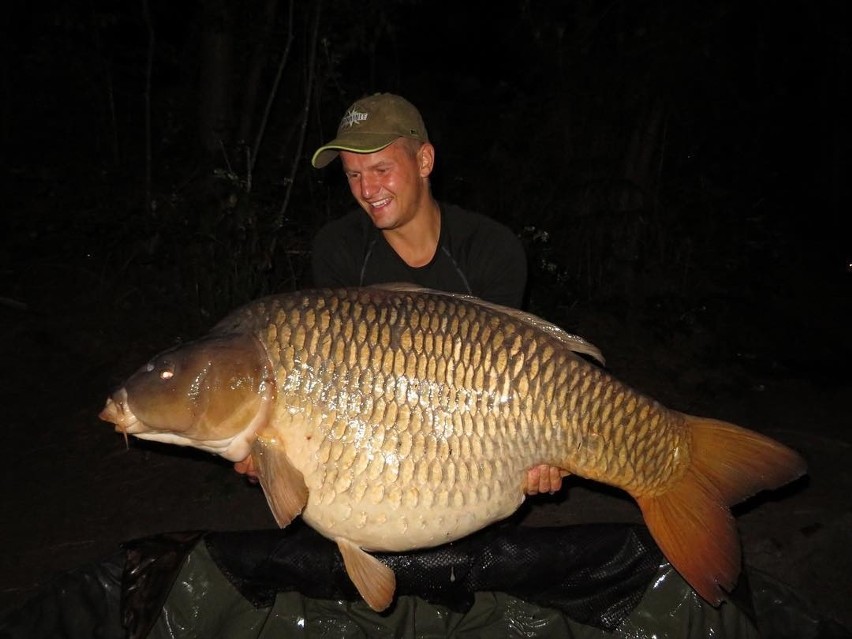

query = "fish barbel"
[99,285,806,611]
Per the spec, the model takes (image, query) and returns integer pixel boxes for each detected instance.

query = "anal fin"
[250,435,308,527]
[336,537,396,612]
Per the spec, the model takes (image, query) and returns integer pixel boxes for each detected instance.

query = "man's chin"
[367,210,397,230]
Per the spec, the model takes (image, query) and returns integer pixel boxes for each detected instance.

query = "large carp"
[99,285,805,611]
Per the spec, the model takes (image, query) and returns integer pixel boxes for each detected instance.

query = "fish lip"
[114,416,143,434]
[99,388,143,433]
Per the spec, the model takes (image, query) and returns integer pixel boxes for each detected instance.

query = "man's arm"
[479,234,527,307]
[310,216,363,287]
[454,209,527,308]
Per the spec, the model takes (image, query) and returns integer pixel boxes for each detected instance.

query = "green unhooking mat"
[1,522,769,638]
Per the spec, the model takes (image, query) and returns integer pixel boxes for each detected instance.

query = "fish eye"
[150,358,175,380]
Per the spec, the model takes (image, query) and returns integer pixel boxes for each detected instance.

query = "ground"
[0,270,850,636]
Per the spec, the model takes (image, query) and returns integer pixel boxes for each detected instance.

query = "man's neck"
[382,199,441,267]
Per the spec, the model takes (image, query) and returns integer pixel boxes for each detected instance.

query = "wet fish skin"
[100,286,806,611]
[100,333,276,461]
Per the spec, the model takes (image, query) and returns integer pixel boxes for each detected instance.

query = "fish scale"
[99,285,806,611]
[238,289,674,550]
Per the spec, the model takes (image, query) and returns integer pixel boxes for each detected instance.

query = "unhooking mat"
[1,522,766,638]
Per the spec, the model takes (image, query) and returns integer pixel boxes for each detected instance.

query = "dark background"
[4,0,849,338]
[2,0,851,633]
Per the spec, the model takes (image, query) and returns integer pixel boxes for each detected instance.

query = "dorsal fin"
[367,283,606,365]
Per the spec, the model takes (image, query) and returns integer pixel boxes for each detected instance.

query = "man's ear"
[417,143,435,177]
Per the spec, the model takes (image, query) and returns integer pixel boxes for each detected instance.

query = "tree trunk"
[237,0,280,150]
[198,0,234,154]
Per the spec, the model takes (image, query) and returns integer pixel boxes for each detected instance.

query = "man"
[307,93,562,495]
[310,93,526,308]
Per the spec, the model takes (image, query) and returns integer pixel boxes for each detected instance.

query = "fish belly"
[301,455,529,552]
[270,382,542,551]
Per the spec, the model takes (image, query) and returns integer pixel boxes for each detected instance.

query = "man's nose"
[360,174,380,199]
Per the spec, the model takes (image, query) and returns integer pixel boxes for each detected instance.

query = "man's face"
[340,139,434,231]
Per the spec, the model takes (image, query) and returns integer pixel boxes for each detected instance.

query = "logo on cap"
[340,107,368,129]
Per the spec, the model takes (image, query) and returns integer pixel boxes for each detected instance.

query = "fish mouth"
[99,388,144,437]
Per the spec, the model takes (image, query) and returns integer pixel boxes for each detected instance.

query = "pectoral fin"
[336,537,396,612]
[250,435,308,527]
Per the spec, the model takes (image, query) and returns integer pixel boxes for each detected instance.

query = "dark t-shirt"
[311,203,527,308]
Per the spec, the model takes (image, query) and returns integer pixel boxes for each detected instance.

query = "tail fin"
[635,415,806,605]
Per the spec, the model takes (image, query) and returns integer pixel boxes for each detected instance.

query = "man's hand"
[525,464,567,495]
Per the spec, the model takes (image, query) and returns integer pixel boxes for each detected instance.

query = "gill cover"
[124,332,273,441]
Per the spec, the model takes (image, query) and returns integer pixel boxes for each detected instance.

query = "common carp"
[99,285,806,611]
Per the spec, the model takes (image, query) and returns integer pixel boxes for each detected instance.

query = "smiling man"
[306,93,563,494]
[310,93,527,309]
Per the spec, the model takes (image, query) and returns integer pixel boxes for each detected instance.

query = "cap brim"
[310,133,400,168]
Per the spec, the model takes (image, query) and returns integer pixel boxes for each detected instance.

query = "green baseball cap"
[311,93,429,168]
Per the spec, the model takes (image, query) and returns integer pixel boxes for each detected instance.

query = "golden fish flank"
[99,285,806,613]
